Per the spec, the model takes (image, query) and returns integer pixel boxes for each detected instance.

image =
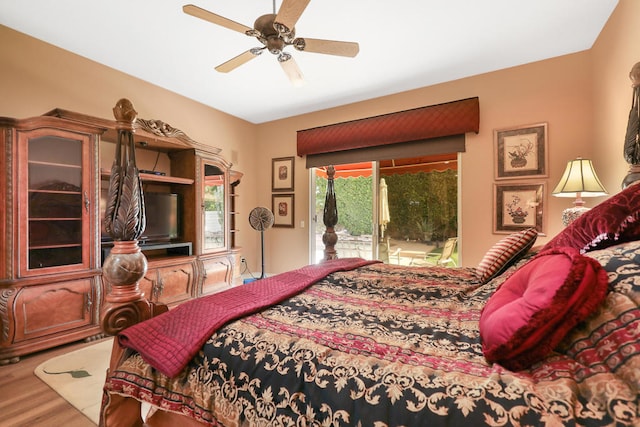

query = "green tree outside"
[315,169,457,242]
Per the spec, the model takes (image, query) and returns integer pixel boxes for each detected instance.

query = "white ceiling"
[0,1,618,124]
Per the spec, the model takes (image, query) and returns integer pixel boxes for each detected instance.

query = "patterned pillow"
[479,246,608,370]
[542,182,640,253]
[476,228,538,283]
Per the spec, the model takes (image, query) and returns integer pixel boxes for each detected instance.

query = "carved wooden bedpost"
[622,61,640,188]
[100,99,165,357]
[323,165,338,261]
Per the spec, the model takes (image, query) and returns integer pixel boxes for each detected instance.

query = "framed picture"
[494,182,545,234]
[272,193,295,228]
[272,156,295,192]
[494,123,548,179]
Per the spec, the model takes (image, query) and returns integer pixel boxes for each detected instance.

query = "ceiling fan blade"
[294,38,359,57]
[183,4,252,34]
[215,49,261,73]
[274,0,310,34]
[279,55,305,86]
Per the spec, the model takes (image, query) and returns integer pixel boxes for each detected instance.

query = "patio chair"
[420,237,458,267]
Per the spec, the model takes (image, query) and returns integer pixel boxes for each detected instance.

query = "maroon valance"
[296,97,479,157]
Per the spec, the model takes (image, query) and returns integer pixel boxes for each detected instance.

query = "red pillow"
[476,228,538,283]
[542,182,640,253]
[479,247,608,370]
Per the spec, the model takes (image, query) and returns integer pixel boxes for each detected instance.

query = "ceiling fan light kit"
[183,0,359,85]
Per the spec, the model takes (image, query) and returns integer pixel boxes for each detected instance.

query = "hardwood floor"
[0,339,99,427]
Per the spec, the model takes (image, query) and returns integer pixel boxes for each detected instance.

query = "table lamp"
[552,157,608,226]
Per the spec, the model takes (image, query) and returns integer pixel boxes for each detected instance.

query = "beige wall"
[0,25,261,266]
[257,53,595,270]
[256,0,639,272]
[591,0,640,191]
[2,0,639,274]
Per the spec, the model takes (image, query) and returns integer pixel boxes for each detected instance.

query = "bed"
[98,65,640,425]
[98,165,640,426]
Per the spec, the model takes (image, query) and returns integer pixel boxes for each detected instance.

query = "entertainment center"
[0,102,242,364]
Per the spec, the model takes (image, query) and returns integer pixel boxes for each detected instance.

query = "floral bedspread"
[105,245,640,426]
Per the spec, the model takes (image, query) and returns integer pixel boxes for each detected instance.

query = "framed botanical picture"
[272,156,295,192]
[494,182,545,234]
[272,193,295,228]
[494,123,548,179]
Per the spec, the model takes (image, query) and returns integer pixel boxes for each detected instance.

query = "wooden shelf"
[139,173,193,185]
[100,168,193,185]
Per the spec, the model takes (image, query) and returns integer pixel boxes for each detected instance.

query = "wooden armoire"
[0,103,242,364]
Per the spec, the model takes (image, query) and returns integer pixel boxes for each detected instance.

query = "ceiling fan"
[183,0,359,85]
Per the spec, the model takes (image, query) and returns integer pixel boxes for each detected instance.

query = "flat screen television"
[100,189,180,243]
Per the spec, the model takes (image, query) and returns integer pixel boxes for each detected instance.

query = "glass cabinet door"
[19,130,91,274]
[202,163,226,252]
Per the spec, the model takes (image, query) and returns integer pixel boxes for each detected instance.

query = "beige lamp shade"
[552,158,607,198]
[552,158,607,225]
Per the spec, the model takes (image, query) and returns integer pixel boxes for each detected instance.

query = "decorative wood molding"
[623,61,640,188]
[3,128,13,278]
[104,99,145,241]
[0,288,16,342]
[101,100,154,337]
[135,117,220,154]
[135,117,194,142]
[322,165,338,261]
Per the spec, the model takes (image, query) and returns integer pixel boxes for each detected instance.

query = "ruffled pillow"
[479,246,608,370]
[476,228,538,283]
[542,182,640,253]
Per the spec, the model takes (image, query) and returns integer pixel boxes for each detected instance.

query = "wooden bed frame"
[98,100,342,425]
[98,62,640,426]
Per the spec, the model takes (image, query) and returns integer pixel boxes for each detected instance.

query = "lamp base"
[562,206,590,226]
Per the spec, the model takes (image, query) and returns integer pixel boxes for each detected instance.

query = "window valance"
[296,97,479,161]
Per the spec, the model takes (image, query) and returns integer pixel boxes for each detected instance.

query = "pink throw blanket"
[119,258,378,377]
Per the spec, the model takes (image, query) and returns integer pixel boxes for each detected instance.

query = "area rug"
[34,338,113,425]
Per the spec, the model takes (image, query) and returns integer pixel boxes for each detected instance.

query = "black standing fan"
[249,207,274,279]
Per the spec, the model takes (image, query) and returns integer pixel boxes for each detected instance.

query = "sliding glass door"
[310,154,459,265]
